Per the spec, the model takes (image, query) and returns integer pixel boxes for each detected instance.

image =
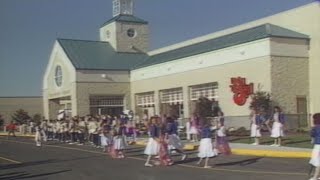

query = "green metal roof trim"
[58,39,148,70]
[134,24,309,69]
[101,15,148,27]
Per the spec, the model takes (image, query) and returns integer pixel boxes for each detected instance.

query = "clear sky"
[0,0,315,97]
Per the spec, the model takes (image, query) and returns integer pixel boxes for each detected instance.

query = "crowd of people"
[5,106,320,179]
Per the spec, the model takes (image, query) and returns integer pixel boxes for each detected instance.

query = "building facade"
[0,97,43,124]
[43,0,319,128]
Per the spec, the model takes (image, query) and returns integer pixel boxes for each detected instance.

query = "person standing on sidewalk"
[6,121,17,139]
[250,108,263,145]
[270,106,285,147]
[309,113,320,180]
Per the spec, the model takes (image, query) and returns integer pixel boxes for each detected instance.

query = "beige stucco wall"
[150,2,320,114]
[0,97,43,124]
[43,42,76,119]
[271,56,309,114]
[76,70,130,83]
[75,82,131,116]
[131,56,272,117]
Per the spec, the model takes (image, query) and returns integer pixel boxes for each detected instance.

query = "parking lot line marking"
[1,139,308,176]
[0,156,21,164]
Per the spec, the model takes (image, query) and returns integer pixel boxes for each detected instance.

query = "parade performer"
[78,118,86,145]
[197,120,217,168]
[126,120,137,144]
[270,106,285,147]
[112,120,126,158]
[35,122,43,147]
[100,121,111,152]
[40,120,48,142]
[309,113,320,180]
[157,121,173,166]
[166,117,187,161]
[69,118,77,144]
[215,111,231,155]
[47,120,54,141]
[189,114,200,142]
[250,108,263,145]
[144,117,160,167]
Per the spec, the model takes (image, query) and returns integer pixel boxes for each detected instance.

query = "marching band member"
[47,120,54,141]
[35,122,43,147]
[40,120,48,142]
[78,118,86,145]
[69,118,76,144]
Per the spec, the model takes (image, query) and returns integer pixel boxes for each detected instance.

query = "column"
[154,90,160,115]
[182,86,190,119]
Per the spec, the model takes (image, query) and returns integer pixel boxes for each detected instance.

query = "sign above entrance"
[230,77,254,106]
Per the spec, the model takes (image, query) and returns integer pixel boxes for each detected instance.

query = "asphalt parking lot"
[0,137,312,180]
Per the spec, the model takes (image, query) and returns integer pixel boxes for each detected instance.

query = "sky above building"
[0,0,315,97]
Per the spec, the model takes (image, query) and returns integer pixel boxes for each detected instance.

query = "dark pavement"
[0,137,312,180]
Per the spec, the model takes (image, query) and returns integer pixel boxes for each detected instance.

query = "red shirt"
[6,124,16,131]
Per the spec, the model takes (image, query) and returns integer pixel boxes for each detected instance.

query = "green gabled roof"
[58,39,148,70]
[134,24,309,69]
[101,15,148,27]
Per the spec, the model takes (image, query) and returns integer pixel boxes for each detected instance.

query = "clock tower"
[100,0,149,53]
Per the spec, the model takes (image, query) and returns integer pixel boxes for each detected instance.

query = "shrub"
[11,109,31,125]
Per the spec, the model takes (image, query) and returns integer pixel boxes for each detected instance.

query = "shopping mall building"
[43,0,320,127]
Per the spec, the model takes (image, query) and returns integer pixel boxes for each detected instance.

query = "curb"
[135,140,311,159]
[0,133,35,138]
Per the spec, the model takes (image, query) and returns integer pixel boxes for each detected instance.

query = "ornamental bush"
[11,109,31,125]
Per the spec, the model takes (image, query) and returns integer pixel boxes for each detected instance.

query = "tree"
[11,109,31,125]
[195,97,215,126]
[32,113,42,124]
[250,91,272,114]
[0,114,4,127]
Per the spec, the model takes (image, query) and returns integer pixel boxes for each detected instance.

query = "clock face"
[54,65,63,87]
[127,28,136,38]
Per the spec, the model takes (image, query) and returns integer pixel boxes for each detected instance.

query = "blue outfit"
[166,122,178,135]
[254,115,264,125]
[311,126,320,145]
[274,113,285,124]
[201,126,212,139]
[150,125,160,138]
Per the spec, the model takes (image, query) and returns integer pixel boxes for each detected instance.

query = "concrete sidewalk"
[135,138,312,159]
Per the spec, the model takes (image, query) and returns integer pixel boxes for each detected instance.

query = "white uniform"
[271,113,284,138]
[35,126,42,146]
[250,114,261,137]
